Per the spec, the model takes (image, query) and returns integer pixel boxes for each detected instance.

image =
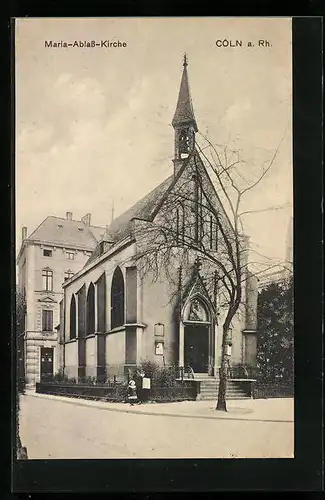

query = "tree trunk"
[216,354,228,411]
[216,324,230,412]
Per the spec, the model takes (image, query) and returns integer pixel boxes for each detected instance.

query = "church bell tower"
[172,54,198,176]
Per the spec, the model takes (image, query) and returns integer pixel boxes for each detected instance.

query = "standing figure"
[135,369,145,404]
[127,379,138,406]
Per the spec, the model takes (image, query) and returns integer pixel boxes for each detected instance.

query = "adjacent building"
[16,212,105,386]
[258,215,293,289]
[58,57,259,382]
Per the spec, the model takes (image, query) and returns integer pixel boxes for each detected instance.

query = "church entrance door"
[184,324,209,373]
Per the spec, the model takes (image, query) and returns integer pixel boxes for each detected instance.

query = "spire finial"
[183,53,188,67]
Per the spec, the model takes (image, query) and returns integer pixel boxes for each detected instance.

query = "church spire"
[172,55,198,176]
[172,54,198,132]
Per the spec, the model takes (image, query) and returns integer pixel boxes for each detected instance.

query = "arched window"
[86,282,95,335]
[70,295,76,339]
[111,267,125,329]
[176,204,185,244]
[179,128,190,155]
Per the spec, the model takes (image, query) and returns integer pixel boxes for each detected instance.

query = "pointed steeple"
[172,55,198,176]
[172,54,198,132]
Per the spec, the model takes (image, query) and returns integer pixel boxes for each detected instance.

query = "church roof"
[85,175,174,265]
[172,55,198,132]
[106,175,174,242]
[27,216,105,249]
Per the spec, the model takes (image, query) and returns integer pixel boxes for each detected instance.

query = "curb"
[22,392,293,424]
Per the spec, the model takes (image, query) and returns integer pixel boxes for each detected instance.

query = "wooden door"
[40,347,53,381]
[184,325,209,373]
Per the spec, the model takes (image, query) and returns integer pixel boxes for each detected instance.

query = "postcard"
[15,17,294,463]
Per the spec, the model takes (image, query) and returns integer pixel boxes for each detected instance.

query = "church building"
[59,57,258,383]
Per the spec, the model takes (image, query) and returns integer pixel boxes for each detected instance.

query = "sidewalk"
[24,390,294,423]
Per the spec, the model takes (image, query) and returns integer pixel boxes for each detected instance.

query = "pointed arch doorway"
[184,323,209,373]
[181,296,213,374]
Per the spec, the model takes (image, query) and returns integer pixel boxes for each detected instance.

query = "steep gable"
[153,150,235,236]
[84,148,237,268]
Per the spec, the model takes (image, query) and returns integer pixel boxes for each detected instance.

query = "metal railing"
[228,365,259,380]
[177,365,195,381]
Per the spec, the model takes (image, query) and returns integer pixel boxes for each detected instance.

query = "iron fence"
[36,381,197,402]
[252,382,294,399]
[228,365,259,379]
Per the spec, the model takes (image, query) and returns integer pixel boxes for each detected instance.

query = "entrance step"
[199,395,251,400]
[197,379,250,400]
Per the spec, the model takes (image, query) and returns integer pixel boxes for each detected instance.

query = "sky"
[15,17,293,270]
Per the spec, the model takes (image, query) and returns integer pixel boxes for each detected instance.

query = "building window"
[42,269,53,291]
[192,174,203,243]
[86,283,95,335]
[111,267,125,329]
[64,271,74,281]
[209,215,218,251]
[70,295,76,339]
[43,249,52,257]
[66,251,75,260]
[42,310,53,331]
[176,204,185,244]
[179,128,190,156]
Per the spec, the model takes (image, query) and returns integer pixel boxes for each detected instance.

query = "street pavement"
[18,392,294,459]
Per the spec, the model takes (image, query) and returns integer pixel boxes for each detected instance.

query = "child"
[127,379,138,406]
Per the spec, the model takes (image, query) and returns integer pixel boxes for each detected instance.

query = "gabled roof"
[106,176,174,241]
[84,148,235,269]
[85,175,174,266]
[26,216,105,250]
[172,57,198,132]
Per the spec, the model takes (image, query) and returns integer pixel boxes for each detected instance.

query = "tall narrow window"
[97,273,106,333]
[209,215,214,249]
[86,282,95,335]
[77,285,86,338]
[42,269,53,291]
[193,174,202,243]
[198,184,203,240]
[214,219,218,251]
[42,310,53,331]
[70,295,76,339]
[111,267,125,329]
[210,217,218,251]
[176,204,185,244]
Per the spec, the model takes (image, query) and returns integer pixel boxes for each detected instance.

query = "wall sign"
[155,341,164,356]
[154,323,164,337]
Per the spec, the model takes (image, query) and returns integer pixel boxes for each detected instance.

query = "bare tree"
[130,132,288,411]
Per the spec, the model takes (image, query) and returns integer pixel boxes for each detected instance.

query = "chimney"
[66,212,73,220]
[81,213,91,226]
[22,226,27,241]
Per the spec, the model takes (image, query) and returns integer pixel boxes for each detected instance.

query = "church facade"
[59,58,258,382]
